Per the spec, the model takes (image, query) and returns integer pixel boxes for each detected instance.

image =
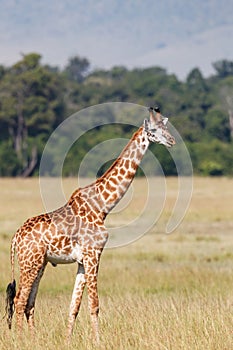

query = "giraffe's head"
[144,107,176,147]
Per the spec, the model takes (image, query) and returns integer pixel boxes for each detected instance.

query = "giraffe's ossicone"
[5,107,175,342]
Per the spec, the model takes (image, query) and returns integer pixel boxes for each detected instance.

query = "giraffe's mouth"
[166,135,176,147]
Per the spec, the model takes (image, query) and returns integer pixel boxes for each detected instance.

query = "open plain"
[0,177,232,350]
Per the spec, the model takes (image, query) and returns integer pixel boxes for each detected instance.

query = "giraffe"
[5,107,175,342]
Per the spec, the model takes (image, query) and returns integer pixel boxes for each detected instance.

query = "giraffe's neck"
[95,126,150,214]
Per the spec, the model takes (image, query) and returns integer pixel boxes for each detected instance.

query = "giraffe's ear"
[144,118,149,132]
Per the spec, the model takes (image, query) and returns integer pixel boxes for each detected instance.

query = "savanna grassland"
[0,177,232,350]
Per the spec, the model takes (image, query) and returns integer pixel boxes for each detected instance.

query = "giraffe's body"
[6,107,175,342]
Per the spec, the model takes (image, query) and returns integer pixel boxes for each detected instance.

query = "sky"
[1,0,233,80]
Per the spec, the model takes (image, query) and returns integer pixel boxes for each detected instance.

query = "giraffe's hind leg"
[25,263,47,332]
[14,244,46,333]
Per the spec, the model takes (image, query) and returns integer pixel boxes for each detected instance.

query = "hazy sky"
[1,0,233,79]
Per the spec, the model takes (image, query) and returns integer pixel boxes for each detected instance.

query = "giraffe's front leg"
[67,263,86,341]
[83,248,102,343]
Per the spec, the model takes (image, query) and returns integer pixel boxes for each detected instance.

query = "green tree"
[0,53,65,176]
[204,108,230,142]
[213,59,233,78]
[64,56,90,82]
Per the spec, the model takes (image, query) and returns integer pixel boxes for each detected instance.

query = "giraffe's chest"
[46,240,83,265]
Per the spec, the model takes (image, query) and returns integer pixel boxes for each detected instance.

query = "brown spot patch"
[98,184,105,192]
[87,214,95,222]
[34,223,41,232]
[131,160,138,171]
[120,168,126,175]
[126,171,134,180]
[79,206,86,216]
[106,181,116,192]
[63,235,71,247]
[63,246,72,254]
[125,159,130,169]
[110,193,118,202]
[32,231,41,240]
[102,191,110,200]
[110,177,118,185]
[54,239,63,250]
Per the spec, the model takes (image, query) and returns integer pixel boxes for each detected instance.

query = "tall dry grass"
[0,177,233,349]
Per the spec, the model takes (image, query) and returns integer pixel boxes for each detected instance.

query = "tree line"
[0,52,233,177]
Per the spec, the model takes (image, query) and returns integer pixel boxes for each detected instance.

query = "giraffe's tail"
[5,235,17,329]
[5,280,16,329]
